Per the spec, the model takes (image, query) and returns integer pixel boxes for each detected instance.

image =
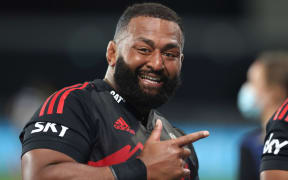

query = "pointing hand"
[138,119,209,180]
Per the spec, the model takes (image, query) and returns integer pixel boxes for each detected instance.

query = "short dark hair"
[113,2,185,50]
[257,51,288,95]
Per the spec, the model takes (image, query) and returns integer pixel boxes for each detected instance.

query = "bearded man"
[20,3,209,180]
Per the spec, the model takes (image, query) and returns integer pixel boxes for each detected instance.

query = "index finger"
[174,131,209,147]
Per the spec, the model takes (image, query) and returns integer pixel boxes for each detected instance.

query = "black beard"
[113,55,181,111]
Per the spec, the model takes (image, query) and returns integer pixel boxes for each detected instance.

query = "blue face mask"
[237,83,262,120]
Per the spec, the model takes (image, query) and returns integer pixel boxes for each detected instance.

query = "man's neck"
[103,67,117,90]
[104,74,152,126]
[126,101,151,127]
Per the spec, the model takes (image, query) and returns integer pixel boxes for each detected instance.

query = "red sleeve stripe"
[39,92,56,117]
[273,98,288,120]
[56,82,89,114]
[87,142,144,167]
[47,83,82,115]
[38,83,88,117]
[279,104,288,120]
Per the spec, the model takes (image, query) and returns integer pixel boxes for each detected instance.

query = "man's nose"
[147,50,164,71]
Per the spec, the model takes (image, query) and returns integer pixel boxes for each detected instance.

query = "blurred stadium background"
[1,0,288,179]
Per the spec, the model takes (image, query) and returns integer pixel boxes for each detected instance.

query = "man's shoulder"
[59,79,114,104]
[268,98,288,127]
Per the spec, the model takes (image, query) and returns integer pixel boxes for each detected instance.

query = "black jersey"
[260,98,288,172]
[20,79,199,180]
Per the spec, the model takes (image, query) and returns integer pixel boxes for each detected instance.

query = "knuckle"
[169,141,179,150]
[182,168,190,177]
[180,159,185,167]
[177,168,186,177]
[174,148,182,156]
[170,139,177,146]
[177,158,182,165]
[184,147,191,155]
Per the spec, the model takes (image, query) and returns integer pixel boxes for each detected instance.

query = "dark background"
[2,1,288,179]
[1,0,287,123]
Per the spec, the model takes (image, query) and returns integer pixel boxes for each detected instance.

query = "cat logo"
[110,90,125,103]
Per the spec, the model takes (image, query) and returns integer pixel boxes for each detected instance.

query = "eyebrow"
[136,37,155,48]
[162,43,180,52]
[136,37,181,51]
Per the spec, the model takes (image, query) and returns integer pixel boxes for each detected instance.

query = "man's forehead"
[126,16,182,45]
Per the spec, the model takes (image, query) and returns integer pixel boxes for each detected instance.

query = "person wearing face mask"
[237,51,288,180]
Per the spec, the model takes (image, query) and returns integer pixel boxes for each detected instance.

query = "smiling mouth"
[140,74,161,83]
[138,74,164,88]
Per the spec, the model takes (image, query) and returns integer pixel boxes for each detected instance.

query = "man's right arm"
[22,149,115,180]
[20,87,115,180]
[22,120,209,180]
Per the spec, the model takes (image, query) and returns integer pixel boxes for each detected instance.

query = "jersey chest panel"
[87,90,148,167]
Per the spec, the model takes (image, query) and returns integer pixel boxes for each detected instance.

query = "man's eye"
[163,52,179,58]
[138,48,151,53]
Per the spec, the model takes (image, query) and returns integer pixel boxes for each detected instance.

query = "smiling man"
[109,15,183,118]
[20,3,209,180]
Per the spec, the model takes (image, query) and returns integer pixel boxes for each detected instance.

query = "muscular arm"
[260,170,288,180]
[22,120,209,180]
[22,149,114,180]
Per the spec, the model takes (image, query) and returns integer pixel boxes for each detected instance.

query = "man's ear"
[106,41,117,66]
[180,53,184,63]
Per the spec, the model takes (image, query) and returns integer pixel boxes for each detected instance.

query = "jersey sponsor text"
[263,133,288,155]
[110,90,125,103]
[31,122,69,137]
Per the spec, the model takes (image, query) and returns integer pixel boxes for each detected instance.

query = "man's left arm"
[261,170,288,180]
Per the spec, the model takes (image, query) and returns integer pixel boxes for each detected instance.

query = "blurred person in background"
[0,81,54,179]
[19,2,209,180]
[6,81,54,130]
[237,51,288,180]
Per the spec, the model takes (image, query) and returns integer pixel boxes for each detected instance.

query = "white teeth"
[140,75,160,82]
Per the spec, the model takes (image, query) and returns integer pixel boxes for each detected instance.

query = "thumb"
[147,119,162,142]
